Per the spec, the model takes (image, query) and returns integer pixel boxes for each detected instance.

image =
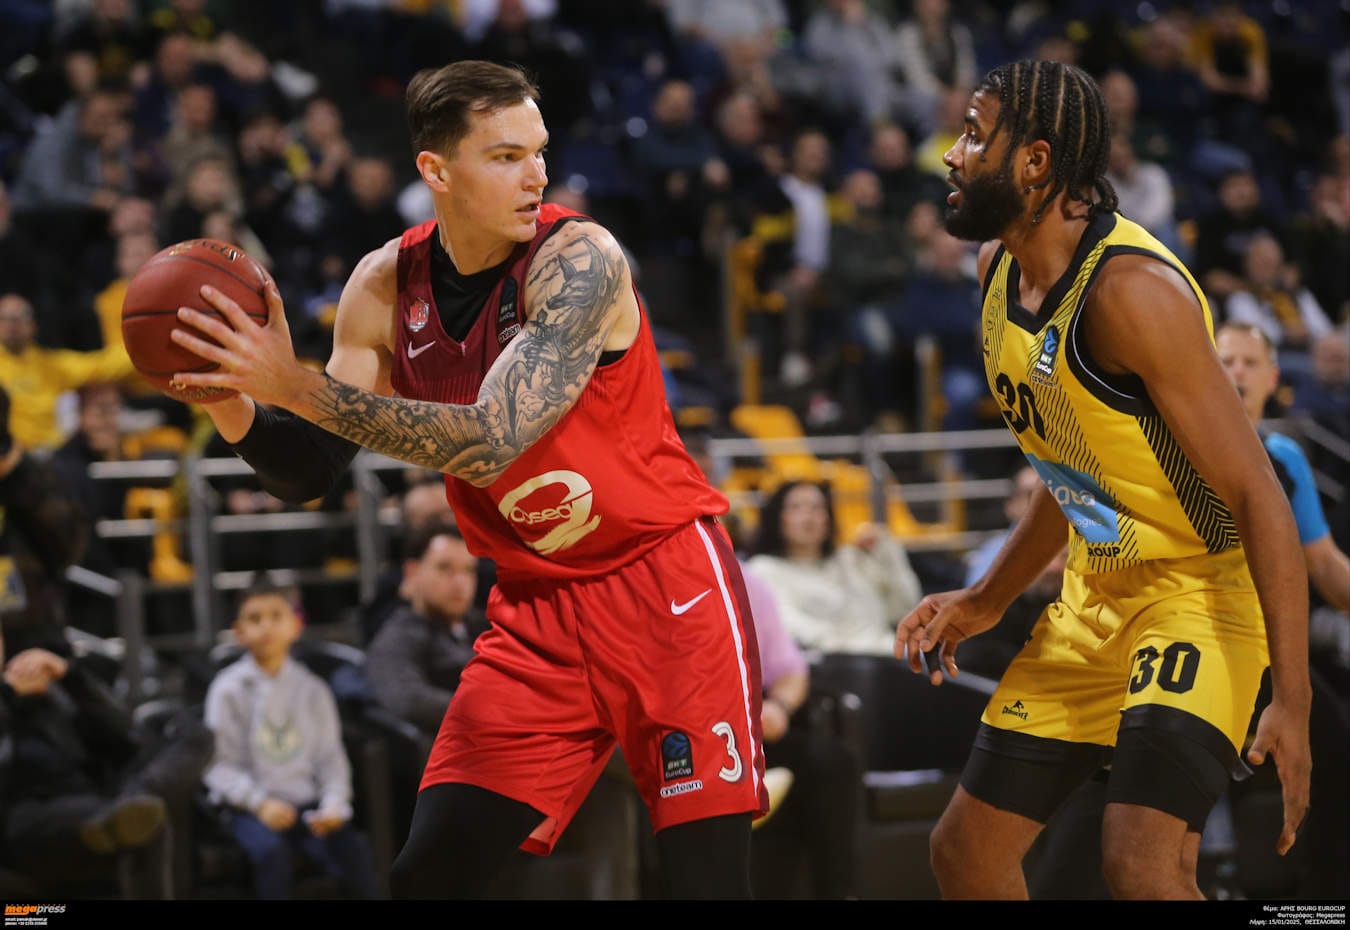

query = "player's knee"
[928,812,969,881]
[1101,840,1190,899]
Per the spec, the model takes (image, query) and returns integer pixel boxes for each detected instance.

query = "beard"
[944,170,1027,242]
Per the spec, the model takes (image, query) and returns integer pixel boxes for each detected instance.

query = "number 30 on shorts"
[1129,642,1201,695]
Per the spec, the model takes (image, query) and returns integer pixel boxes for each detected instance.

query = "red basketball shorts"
[419,517,769,854]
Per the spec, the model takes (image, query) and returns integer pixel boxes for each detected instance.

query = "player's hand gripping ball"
[121,238,271,403]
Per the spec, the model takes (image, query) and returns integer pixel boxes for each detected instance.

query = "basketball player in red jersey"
[168,60,769,898]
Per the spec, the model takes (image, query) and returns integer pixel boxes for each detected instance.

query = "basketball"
[121,238,272,403]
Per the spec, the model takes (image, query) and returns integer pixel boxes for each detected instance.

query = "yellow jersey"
[981,212,1240,574]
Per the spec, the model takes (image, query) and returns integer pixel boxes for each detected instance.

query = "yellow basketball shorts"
[986,546,1269,758]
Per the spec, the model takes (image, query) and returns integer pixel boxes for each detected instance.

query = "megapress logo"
[5,905,66,927]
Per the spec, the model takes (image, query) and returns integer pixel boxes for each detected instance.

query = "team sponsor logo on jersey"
[497,470,602,553]
[659,779,704,798]
[1032,325,1060,383]
[1027,455,1121,544]
[497,323,520,345]
[661,730,694,780]
[408,297,430,333]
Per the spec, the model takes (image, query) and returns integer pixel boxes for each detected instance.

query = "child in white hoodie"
[202,581,380,899]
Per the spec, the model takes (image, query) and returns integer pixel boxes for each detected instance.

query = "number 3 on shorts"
[712,721,744,782]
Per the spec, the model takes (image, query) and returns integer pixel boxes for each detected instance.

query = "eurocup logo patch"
[662,731,694,780]
[408,297,430,333]
[1033,324,1060,382]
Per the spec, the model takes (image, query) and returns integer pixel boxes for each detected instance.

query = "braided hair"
[976,60,1119,225]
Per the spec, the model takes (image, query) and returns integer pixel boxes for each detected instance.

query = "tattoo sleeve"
[302,227,628,487]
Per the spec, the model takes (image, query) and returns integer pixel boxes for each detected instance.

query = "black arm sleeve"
[228,404,361,504]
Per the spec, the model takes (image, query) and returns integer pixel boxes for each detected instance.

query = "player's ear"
[416,151,450,193]
[1021,139,1052,191]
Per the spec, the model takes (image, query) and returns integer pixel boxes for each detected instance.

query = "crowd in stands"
[0,0,1347,901]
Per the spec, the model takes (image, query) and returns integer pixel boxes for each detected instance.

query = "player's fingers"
[263,280,284,326]
[175,305,237,344]
[170,324,230,362]
[896,618,930,673]
[197,284,249,324]
[939,641,959,680]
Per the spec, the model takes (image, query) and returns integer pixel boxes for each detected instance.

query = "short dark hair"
[405,59,540,157]
[975,59,1119,224]
[401,514,465,562]
[233,576,300,618]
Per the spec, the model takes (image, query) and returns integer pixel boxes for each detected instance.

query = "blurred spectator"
[157,80,237,210]
[131,30,201,151]
[1124,11,1210,177]
[891,0,977,140]
[964,463,1043,589]
[51,0,154,89]
[0,293,134,453]
[1287,146,1350,325]
[468,0,593,138]
[0,382,89,648]
[202,580,381,900]
[864,120,946,227]
[628,77,722,258]
[9,83,135,216]
[291,94,352,199]
[0,633,214,900]
[750,127,841,390]
[663,0,789,89]
[824,166,914,428]
[702,89,778,244]
[365,518,488,739]
[1189,0,1270,171]
[233,106,299,233]
[887,230,984,434]
[912,84,968,179]
[0,375,213,899]
[800,0,910,132]
[76,194,159,312]
[1191,167,1286,305]
[1283,325,1350,443]
[1225,231,1334,363]
[49,382,150,639]
[361,476,496,645]
[744,479,923,657]
[1105,129,1185,260]
[322,155,405,276]
[161,152,244,244]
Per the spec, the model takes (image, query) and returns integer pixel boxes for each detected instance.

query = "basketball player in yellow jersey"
[892,60,1311,900]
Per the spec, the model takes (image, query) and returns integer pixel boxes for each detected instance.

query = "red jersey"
[391,205,728,583]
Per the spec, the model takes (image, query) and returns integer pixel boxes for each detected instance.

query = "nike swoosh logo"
[408,340,436,358]
[670,589,712,615]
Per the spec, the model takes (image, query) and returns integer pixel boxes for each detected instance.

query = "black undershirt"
[427,226,624,365]
[428,230,512,342]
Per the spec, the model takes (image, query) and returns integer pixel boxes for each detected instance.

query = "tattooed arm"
[173,221,639,488]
